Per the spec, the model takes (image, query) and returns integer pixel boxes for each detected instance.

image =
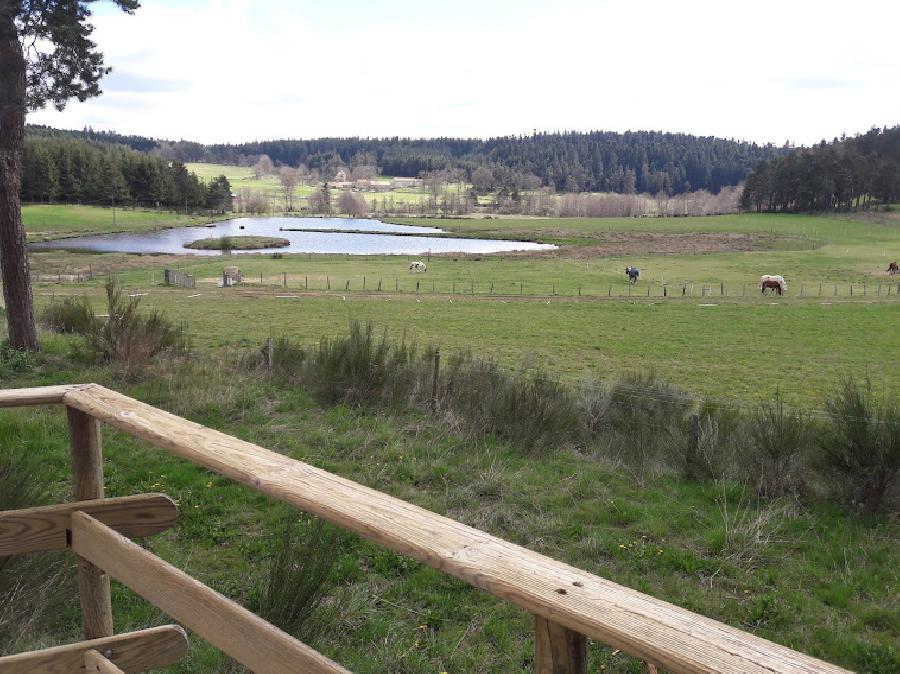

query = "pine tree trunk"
[0,13,39,350]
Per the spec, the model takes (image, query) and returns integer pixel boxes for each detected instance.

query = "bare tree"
[252,154,273,179]
[471,166,495,193]
[337,191,369,217]
[279,167,298,211]
[350,165,377,181]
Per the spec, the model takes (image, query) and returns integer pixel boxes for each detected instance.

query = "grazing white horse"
[408,261,427,272]
[760,274,787,295]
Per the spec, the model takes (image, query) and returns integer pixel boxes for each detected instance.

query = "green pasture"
[0,338,897,672]
[31,289,899,406]
[185,162,467,207]
[21,209,900,405]
[21,204,215,241]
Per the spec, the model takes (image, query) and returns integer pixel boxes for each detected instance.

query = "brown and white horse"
[888,261,899,275]
[760,274,787,295]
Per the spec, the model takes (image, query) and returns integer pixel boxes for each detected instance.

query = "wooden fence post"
[67,407,114,640]
[283,272,286,288]
[266,337,274,371]
[534,615,586,674]
[430,351,440,413]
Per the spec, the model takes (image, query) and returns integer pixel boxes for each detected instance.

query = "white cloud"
[27,0,900,145]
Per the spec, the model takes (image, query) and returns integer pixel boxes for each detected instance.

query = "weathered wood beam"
[0,384,81,408]
[67,405,113,640]
[63,383,848,674]
[71,511,348,674]
[535,615,586,674]
[0,493,177,557]
[0,625,187,674]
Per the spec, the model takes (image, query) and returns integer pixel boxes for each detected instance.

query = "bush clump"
[40,296,96,335]
[40,280,189,377]
[817,379,899,512]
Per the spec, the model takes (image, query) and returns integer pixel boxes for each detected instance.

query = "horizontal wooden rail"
[55,383,846,673]
[0,384,83,408]
[71,511,347,674]
[84,649,125,674]
[0,625,187,674]
[0,493,177,557]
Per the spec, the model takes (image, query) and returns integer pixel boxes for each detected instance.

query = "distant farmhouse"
[356,179,393,192]
[391,177,423,189]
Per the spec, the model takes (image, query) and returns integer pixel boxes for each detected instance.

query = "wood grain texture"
[71,512,348,674]
[0,493,177,557]
[535,615,586,674]
[64,384,849,673]
[84,650,125,673]
[0,384,80,407]
[0,625,187,674]
[67,405,113,640]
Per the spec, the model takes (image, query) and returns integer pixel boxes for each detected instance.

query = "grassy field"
[185,162,467,207]
[4,207,900,671]
[21,204,218,241]
[0,336,897,672]
[22,209,900,405]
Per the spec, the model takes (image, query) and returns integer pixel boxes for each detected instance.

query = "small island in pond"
[184,236,290,251]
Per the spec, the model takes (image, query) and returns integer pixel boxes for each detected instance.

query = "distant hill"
[26,125,785,196]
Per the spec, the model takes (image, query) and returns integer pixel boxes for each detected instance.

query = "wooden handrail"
[71,512,347,674]
[0,493,177,556]
[0,384,83,408]
[0,625,188,673]
[0,385,849,673]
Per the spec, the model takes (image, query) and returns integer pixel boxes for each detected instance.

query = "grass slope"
[0,342,896,672]
[22,204,216,241]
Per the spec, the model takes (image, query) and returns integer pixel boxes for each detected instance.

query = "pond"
[30,217,557,256]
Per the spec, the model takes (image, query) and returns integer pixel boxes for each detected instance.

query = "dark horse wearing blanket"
[625,266,640,284]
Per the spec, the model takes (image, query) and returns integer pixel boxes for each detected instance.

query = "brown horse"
[761,279,784,295]
[888,261,899,275]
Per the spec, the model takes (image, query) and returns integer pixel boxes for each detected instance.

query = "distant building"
[356,179,393,192]
[331,181,352,189]
[392,177,423,189]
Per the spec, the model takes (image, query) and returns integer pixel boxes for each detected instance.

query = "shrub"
[85,280,190,375]
[254,513,340,642]
[39,296,96,335]
[303,321,423,407]
[817,379,899,512]
[441,358,583,449]
[747,394,812,497]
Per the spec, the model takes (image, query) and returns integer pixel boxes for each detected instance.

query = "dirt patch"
[495,231,799,259]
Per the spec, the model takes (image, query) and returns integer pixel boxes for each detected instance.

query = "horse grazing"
[888,261,899,275]
[408,261,427,272]
[760,274,787,295]
[625,266,640,284]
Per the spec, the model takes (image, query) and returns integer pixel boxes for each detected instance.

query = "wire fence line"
[34,271,900,301]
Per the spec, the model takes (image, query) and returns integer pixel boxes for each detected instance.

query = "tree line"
[21,136,233,213]
[27,125,784,196]
[741,126,900,212]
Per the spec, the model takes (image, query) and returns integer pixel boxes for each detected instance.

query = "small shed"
[222,266,242,287]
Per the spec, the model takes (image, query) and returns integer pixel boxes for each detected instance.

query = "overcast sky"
[26,0,900,146]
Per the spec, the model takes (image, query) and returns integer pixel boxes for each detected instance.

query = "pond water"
[30,217,557,256]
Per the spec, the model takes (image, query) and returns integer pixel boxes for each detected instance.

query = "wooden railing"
[0,384,847,673]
